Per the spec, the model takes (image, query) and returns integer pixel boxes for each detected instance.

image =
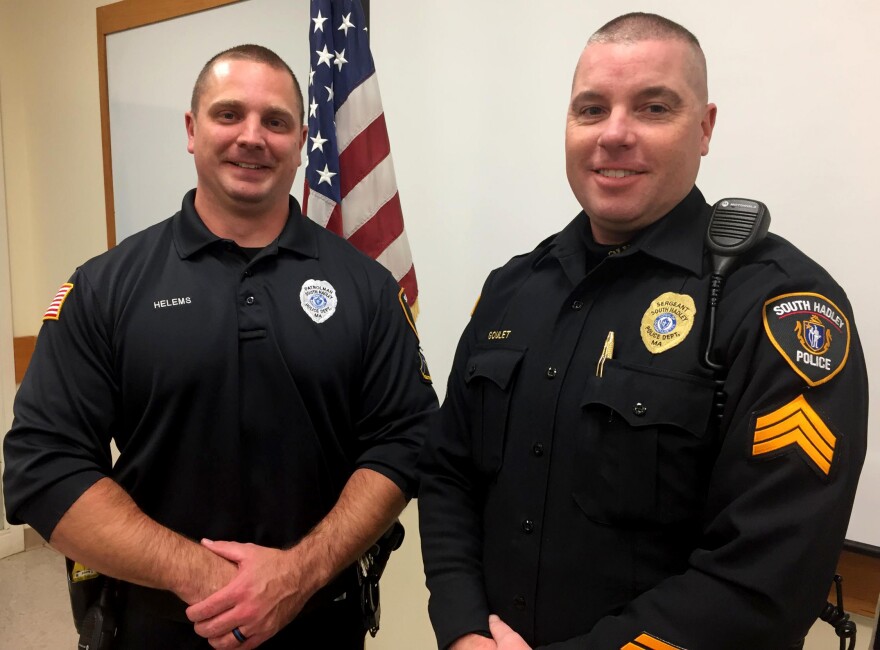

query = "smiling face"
[565,38,716,244]
[185,58,307,222]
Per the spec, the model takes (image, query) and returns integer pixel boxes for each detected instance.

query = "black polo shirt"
[4,189,437,551]
[419,187,867,649]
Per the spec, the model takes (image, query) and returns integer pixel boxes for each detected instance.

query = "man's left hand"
[186,539,314,649]
[489,614,532,650]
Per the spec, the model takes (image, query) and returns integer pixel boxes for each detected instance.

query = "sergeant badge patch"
[640,292,696,354]
[43,283,74,321]
[300,279,337,323]
[763,292,850,386]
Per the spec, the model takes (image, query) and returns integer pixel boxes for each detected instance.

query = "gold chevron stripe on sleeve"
[752,394,836,475]
[620,633,686,650]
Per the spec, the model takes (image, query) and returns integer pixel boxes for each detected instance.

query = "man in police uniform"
[3,45,436,648]
[418,13,867,650]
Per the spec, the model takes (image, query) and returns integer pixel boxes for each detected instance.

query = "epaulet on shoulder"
[506,231,559,263]
[535,231,559,250]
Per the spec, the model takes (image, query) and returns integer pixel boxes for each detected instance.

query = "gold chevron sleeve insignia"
[621,632,686,650]
[752,394,835,475]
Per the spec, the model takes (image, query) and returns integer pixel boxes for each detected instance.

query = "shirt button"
[521,519,534,534]
[468,364,476,375]
[633,402,647,417]
[245,295,256,305]
[546,367,557,378]
[532,443,544,457]
[513,596,526,611]
[243,270,253,277]
[571,300,584,310]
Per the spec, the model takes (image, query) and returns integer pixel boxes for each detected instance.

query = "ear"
[298,124,309,153]
[185,111,196,154]
[700,103,717,156]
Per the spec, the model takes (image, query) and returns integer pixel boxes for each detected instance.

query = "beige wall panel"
[0,0,109,337]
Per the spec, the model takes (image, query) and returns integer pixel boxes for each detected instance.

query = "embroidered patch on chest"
[300,279,337,323]
[763,292,850,386]
[640,292,696,354]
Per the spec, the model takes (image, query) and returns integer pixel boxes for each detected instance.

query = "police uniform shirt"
[4,188,436,561]
[418,187,868,650]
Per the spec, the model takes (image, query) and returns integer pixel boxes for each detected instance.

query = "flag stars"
[310,131,328,152]
[333,49,347,71]
[312,10,328,33]
[338,12,355,35]
[315,45,334,67]
[325,84,334,102]
[317,164,336,186]
[309,98,319,118]
[309,66,315,86]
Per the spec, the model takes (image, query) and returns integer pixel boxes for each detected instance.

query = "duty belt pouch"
[357,520,405,637]
[66,558,117,649]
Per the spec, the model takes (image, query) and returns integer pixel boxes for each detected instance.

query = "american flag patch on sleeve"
[43,283,74,321]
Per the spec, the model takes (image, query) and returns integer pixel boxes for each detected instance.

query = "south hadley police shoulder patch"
[763,292,850,387]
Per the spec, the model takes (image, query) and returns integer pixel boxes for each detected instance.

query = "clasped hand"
[185,539,312,649]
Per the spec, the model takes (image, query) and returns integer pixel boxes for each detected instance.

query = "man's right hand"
[450,633,498,650]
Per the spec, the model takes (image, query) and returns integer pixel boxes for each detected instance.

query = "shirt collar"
[172,189,320,260]
[539,186,709,283]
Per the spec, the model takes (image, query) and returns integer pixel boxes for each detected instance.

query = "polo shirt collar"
[172,189,320,260]
[539,186,708,284]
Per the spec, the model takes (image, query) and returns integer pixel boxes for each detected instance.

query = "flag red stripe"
[399,264,419,304]
[325,203,343,237]
[302,182,311,216]
[338,113,391,199]
[346,192,404,256]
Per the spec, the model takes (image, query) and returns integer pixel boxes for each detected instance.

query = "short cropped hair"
[191,44,304,126]
[587,13,708,101]
[589,12,701,48]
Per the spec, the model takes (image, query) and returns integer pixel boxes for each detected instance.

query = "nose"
[597,109,635,150]
[236,115,266,149]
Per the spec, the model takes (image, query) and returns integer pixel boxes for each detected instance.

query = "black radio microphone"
[703,198,771,370]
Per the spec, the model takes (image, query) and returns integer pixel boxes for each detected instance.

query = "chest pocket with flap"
[464,346,525,476]
[574,358,717,526]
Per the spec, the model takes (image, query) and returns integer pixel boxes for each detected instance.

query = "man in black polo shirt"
[3,45,436,649]
[418,12,867,650]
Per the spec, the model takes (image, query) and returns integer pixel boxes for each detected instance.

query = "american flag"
[303,0,419,315]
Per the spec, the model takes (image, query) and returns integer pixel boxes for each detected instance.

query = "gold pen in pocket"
[596,331,614,377]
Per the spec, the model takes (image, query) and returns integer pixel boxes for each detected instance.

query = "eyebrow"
[633,86,685,106]
[570,85,685,107]
[208,99,296,120]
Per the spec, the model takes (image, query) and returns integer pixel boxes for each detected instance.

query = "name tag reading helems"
[300,279,338,323]
[762,292,850,386]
